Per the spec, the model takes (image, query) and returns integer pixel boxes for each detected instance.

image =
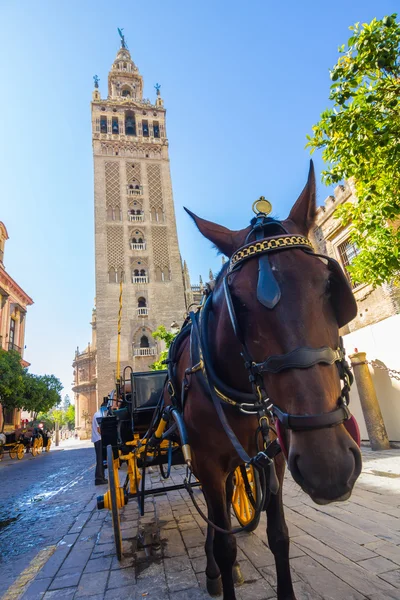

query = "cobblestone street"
[2,446,400,600]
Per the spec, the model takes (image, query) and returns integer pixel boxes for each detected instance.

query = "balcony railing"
[132,276,148,284]
[133,347,156,357]
[128,213,144,222]
[131,242,146,251]
[127,187,143,196]
[8,342,22,354]
[137,307,148,316]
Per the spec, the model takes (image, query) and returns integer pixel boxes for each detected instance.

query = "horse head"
[185,162,362,505]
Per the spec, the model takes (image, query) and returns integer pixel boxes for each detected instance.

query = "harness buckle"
[239,403,260,415]
[250,451,272,469]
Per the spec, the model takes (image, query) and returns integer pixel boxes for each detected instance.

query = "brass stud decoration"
[252,196,272,216]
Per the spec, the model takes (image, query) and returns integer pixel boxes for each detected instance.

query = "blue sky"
[0,0,397,401]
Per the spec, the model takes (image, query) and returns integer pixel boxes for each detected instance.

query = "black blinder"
[327,257,358,328]
[257,254,281,309]
[254,218,288,310]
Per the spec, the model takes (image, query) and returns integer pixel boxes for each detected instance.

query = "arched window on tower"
[125,111,136,136]
[140,335,149,348]
[100,116,107,133]
[132,269,148,283]
[112,117,119,134]
[137,297,148,316]
[108,268,117,283]
[142,120,149,137]
[155,266,163,282]
[121,86,132,97]
[153,121,160,138]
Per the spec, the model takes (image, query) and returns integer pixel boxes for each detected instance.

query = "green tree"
[62,394,71,411]
[23,373,63,418]
[0,349,25,432]
[22,374,48,419]
[307,14,400,286]
[65,404,75,430]
[149,325,177,371]
[51,409,66,427]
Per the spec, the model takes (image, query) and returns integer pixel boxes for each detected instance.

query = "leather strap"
[254,346,344,374]
[273,401,351,431]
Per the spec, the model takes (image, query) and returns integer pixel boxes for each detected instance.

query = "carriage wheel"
[0,446,4,461]
[46,439,51,452]
[107,445,123,561]
[17,444,25,460]
[9,445,17,459]
[38,438,43,452]
[232,465,261,532]
[31,439,38,457]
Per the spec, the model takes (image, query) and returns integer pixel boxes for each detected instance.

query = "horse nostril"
[288,453,301,483]
[348,446,362,482]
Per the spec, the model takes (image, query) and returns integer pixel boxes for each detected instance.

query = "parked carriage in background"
[0,426,52,461]
[0,432,25,460]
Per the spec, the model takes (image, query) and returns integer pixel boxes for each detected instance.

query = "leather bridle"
[196,217,358,441]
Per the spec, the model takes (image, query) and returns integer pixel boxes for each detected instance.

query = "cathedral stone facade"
[91,39,187,403]
[73,34,222,432]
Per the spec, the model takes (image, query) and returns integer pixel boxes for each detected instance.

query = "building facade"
[0,221,33,431]
[314,181,400,333]
[72,307,97,437]
[314,183,400,441]
[92,37,187,402]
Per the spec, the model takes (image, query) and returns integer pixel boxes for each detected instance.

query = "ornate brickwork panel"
[100,143,162,158]
[151,226,170,276]
[126,161,141,184]
[105,162,121,209]
[106,226,124,270]
[147,164,164,211]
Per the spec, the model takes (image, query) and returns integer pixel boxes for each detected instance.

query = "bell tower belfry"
[91,31,187,402]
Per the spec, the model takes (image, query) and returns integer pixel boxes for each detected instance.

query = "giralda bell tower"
[91,31,186,401]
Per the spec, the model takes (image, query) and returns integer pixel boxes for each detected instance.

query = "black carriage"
[97,369,259,560]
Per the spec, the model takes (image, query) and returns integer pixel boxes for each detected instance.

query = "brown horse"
[167,163,362,600]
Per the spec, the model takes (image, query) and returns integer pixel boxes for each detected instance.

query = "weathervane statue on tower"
[118,28,127,49]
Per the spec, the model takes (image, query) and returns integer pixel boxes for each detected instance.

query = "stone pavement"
[12,447,400,600]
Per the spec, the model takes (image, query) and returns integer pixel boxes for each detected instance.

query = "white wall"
[343,314,400,442]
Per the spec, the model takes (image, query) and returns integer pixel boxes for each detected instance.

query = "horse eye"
[325,279,332,295]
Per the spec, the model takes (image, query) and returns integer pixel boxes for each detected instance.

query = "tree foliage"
[149,325,177,371]
[22,373,62,417]
[0,347,63,430]
[307,14,400,286]
[0,349,25,431]
[65,404,75,429]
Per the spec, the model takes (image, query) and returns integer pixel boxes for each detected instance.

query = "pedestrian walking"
[92,399,108,485]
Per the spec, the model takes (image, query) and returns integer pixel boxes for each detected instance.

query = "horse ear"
[184,208,245,257]
[287,160,316,234]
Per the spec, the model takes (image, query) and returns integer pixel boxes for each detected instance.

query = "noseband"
[195,215,359,448]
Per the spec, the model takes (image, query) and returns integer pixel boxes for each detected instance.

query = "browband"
[228,234,314,273]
